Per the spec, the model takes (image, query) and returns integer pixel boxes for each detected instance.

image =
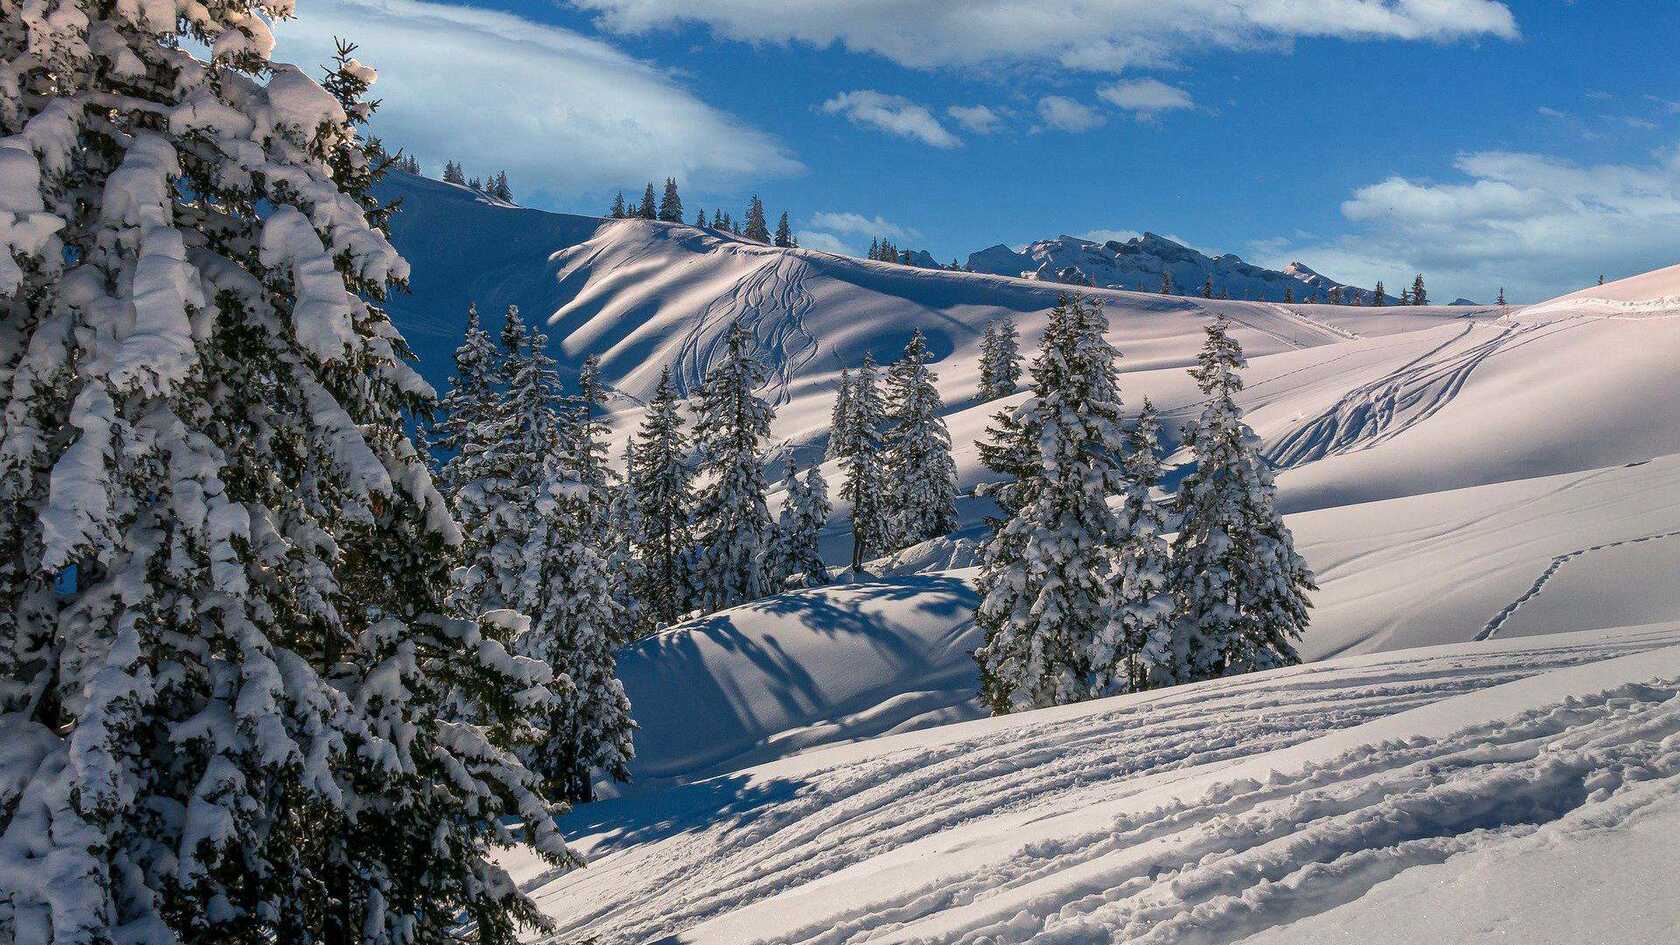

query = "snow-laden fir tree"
[467,306,560,616]
[691,324,776,611]
[1411,273,1428,305]
[443,159,466,184]
[1104,398,1179,692]
[839,354,890,570]
[826,367,854,459]
[658,177,683,223]
[488,170,512,202]
[631,367,696,630]
[638,182,658,219]
[974,296,1131,713]
[1372,280,1386,306]
[884,330,958,547]
[775,462,831,589]
[608,440,649,640]
[774,211,796,248]
[1202,275,1214,298]
[431,302,498,498]
[744,195,771,242]
[0,19,575,944]
[1169,316,1316,679]
[516,418,635,804]
[610,191,627,218]
[978,316,1021,400]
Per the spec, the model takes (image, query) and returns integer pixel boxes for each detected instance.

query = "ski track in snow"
[1476,528,1680,641]
[529,634,1678,945]
[674,252,818,406]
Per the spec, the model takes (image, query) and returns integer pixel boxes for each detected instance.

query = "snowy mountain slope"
[965,232,1376,303]
[511,626,1680,945]
[613,451,1680,785]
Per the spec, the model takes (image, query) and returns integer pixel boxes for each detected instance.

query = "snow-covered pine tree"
[1160,271,1174,294]
[468,174,483,191]
[1411,273,1428,305]
[977,316,1022,400]
[607,440,648,641]
[431,302,498,498]
[826,367,854,459]
[691,324,776,611]
[658,177,684,222]
[1169,316,1316,679]
[1201,275,1214,299]
[695,209,707,226]
[1104,397,1180,692]
[1399,286,1412,305]
[868,237,880,260]
[744,195,771,242]
[974,295,1131,713]
[631,367,697,630]
[776,464,831,589]
[443,159,466,184]
[0,21,575,944]
[1372,280,1386,306]
[840,354,890,570]
[638,182,658,219]
[468,306,559,616]
[517,422,635,804]
[1497,286,1507,306]
[489,170,512,202]
[774,211,795,248]
[884,330,958,547]
[610,191,627,218]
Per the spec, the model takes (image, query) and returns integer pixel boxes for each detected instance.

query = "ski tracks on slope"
[1477,527,1680,641]
[672,251,820,405]
[764,674,1680,945]
[533,638,1675,945]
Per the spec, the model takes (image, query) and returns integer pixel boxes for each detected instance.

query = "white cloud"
[807,211,921,242]
[569,0,1517,72]
[947,104,1005,134]
[1258,145,1680,302]
[1036,96,1106,133]
[820,91,962,148]
[1537,105,1568,119]
[273,0,801,206]
[1098,78,1194,116]
[797,231,854,256]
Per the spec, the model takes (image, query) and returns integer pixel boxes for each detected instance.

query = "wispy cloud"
[568,0,1518,72]
[1036,96,1106,133]
[275,0,801,205]
[820,90,962,148]
[806,211,921,242]
[947,104,1006,134]
[1098,78,1193,118]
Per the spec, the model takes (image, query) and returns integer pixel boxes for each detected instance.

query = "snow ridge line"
[1476,528,1680,641]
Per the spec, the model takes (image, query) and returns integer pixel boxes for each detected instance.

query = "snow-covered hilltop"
[967,232,1379,302]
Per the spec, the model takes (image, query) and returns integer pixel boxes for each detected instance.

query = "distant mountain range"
[964,233,1382,304]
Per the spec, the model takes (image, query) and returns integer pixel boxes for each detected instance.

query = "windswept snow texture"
[515,627,1680,945]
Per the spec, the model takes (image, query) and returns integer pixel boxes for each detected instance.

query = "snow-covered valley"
[373,175,1680,943]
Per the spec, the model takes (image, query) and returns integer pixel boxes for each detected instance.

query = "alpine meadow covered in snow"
[5,1,1680,944]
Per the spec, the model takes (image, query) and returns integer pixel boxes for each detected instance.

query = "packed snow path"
[518,627,1680,944]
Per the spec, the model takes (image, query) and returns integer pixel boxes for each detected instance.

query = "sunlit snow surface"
[377,178,1680,943]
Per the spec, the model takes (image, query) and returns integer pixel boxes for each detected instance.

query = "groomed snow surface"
[375,180,1680,943]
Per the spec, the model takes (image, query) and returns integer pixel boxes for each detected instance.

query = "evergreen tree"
[696,209,708,226]
[468,174,483,191]
[1411,273,1428,305]
[432,303,499,497]
[827,367,855,459]
[979,316,1023,400]
[517,427,635,804]
[1106,398,1179,692]
[1497,286,1507,306]
[1160,271,1174,295]
[493,170,513,201]
[659,177,684,222]
[839,355,890,570]
[868,237,881,260]
[744,195,771,242]
[0,24,575,945]
[443,159,466,184]
[722,212,734,232]
[774,211,796,248]
[610,191,627,218]
[712,208,724,228]
[974,296,1131,712]
[1399,287,1412,305]
[638,182,658,219]
[775,462,832,589]
[630,368,697,630]
[691,324,776,611]
[608,440,649,640]
[884,331,959,547]
[1372,280,1386,306]
[1283,286,1294,303]
[1201,275,1215,299]
[1169,317,1316,679]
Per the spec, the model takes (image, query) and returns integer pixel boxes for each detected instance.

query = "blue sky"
[279,1,1680,302]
